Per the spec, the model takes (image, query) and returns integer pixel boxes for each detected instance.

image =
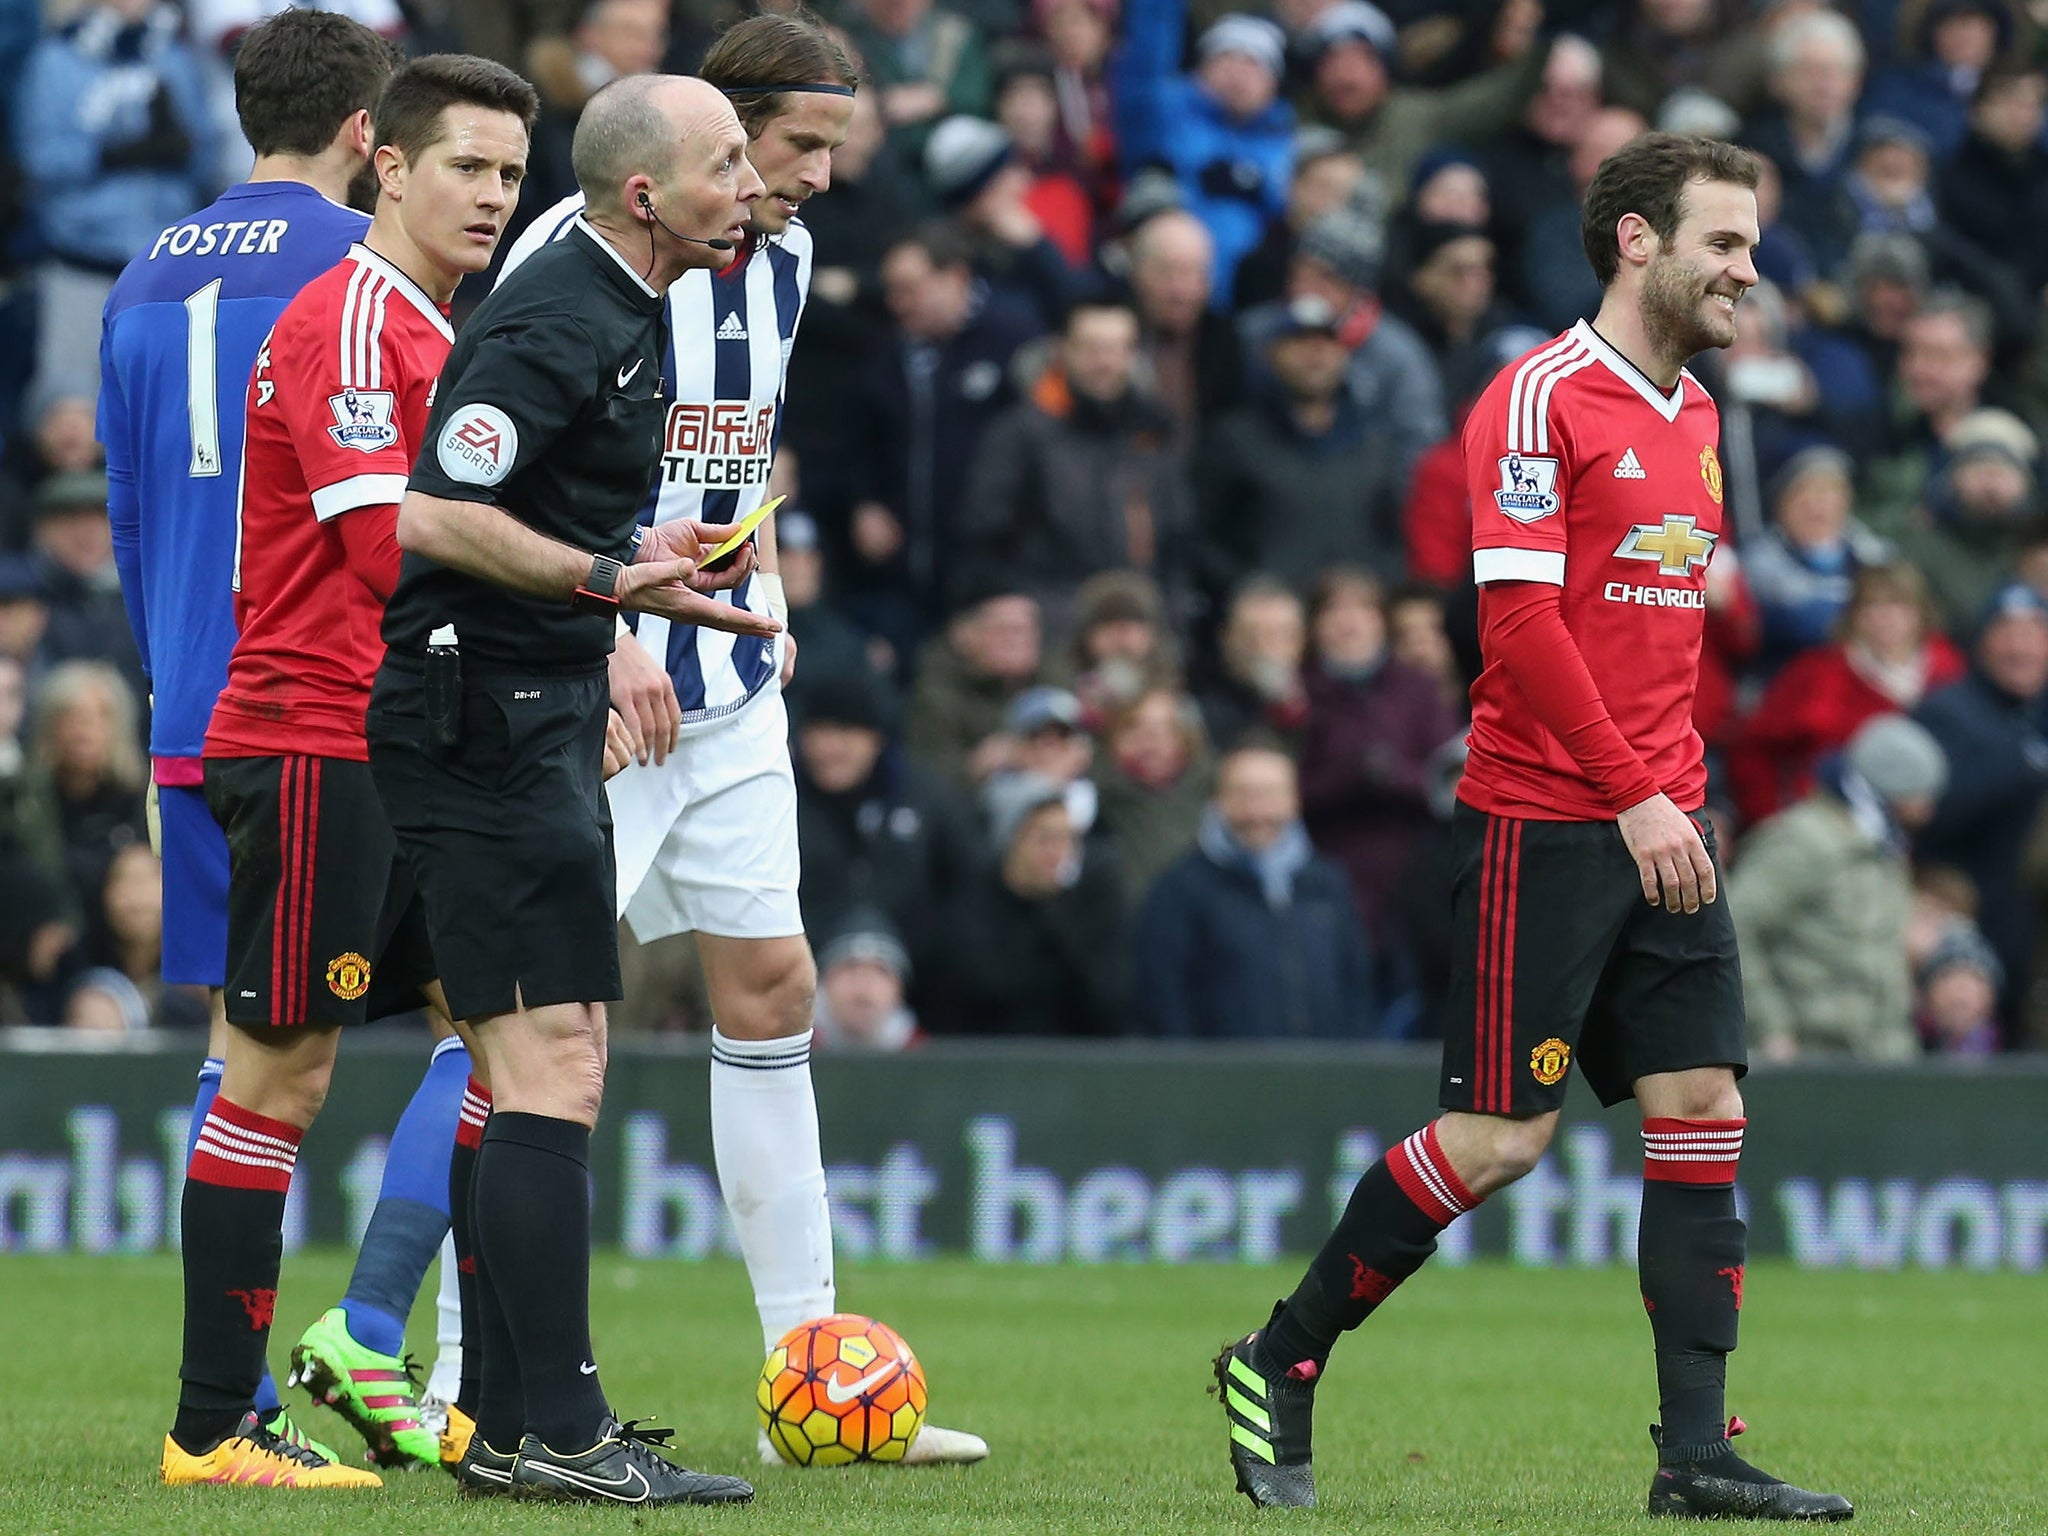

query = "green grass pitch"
[0,1253,2033,1533]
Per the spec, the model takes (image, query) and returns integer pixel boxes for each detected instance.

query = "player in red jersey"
[1214,135,1852,1522]
[165,57,538,1491]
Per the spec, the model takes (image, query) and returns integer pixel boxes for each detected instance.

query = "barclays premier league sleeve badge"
[1494,452,1561,522]
[326,388,400,453]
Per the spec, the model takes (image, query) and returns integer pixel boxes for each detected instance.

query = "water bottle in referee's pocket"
[425,623,462,751]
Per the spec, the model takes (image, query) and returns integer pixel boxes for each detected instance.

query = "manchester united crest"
[1699,444,1723,504]
[1530,1037,1571,1086]
[326,952,371,1001]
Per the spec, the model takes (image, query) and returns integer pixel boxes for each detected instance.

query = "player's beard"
[1641,251,1737,365]
[345,158,381,215]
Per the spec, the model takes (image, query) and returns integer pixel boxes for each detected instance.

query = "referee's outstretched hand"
[1617,793,1717,915]
[616,555,782,637]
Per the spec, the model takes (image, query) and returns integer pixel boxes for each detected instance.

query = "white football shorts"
[608,682,804,942]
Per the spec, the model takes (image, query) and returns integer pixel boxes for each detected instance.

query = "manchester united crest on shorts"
[1530,1037,1571,1086]
[1699,444,1723,504]
[326,952,371,1001]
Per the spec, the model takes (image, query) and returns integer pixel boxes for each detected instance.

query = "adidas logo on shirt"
[1614,447,1646,479]
[716,313,748,341]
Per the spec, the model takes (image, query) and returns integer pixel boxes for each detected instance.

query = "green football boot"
[287,1307,438,1469]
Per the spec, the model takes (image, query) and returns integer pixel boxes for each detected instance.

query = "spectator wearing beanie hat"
[813,911,927,1052]
[1110,0,1295,301]
[1743,445,1894,675]
[930,769,1128,1035]
[1237,207,1446,477]
[924,115,1077,328]
[1732,714,1950,1062]
[1916,580,2048,1026]
[1914,919,2004,1054]
[1386,217,1514,408]
[1299,0,1548,198]
[1896,408,2043,631]
[1198,294,1407,592]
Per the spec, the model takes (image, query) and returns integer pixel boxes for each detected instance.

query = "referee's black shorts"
[1439,803,1748,1116]
[366,659,621,1022]
[204,754,435,1030]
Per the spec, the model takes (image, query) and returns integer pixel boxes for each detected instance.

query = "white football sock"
[426,1232,462,1403]
[710,1027,835,1351]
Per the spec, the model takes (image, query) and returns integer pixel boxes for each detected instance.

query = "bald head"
[1129,210,1213,335]
[574,73,742,219]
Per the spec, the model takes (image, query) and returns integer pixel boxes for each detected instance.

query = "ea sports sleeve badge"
[437,403,519,486]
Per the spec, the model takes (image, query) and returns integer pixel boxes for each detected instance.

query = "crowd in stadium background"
[0,0,2045,1056]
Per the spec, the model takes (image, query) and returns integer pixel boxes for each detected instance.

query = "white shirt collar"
[345,243,454,342]
[1572,319,1685,422]
[573,215,662,299]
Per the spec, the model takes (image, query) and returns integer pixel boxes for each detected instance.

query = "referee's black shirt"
[385,218,669,668]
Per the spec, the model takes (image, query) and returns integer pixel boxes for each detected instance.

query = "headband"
[722,81,857,97]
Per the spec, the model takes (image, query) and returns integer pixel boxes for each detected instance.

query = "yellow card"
[704,495,785,566]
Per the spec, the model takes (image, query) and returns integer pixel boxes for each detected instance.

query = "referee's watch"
[571,555,624,615]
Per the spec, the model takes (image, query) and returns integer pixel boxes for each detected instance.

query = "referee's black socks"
[474,1112,609,1449]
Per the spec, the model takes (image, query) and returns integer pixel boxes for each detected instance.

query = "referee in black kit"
[367,74,772,1505]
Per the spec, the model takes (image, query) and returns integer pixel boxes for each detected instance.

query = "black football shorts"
[204,754,435,1030]
[1439,803,1748,1115]
[367,661,621,1023]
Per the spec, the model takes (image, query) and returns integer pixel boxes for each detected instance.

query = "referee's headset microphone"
[636,190,732,280]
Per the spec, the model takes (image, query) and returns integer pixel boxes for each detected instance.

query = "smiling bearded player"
[1212,134,1853,1521]
[489,15,986,1468]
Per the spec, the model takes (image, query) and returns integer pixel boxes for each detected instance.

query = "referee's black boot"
[1649,1420,1853,1521]
[1213,1305,1318,1509]
[511,1416,754,1506]
[453,1435,518,1498]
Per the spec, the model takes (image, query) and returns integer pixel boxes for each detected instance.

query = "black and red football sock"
[1639,1117,1747,1459]
[449,1076,489,1426]
[1262,1123,1481,1370]
[172,1097,301,1454]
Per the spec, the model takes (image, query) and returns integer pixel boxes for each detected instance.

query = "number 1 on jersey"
[185,279,222,477]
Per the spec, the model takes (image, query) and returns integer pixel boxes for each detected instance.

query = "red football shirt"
[207,245,452,760]
[1459,321,1725,820]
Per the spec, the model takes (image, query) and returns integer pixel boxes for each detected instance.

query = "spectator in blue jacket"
[1112,0,1293,303]
[1915,582,2048,1031]
[1134,739,1377,1038]
[14,0,215,409]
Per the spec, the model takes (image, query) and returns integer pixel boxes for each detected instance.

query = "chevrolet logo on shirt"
[1613,515,1718,576]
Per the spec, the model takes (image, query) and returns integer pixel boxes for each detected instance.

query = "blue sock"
[185,1056,225,1159]
[188,1056,283,1416]
[340,1037,468,1358]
